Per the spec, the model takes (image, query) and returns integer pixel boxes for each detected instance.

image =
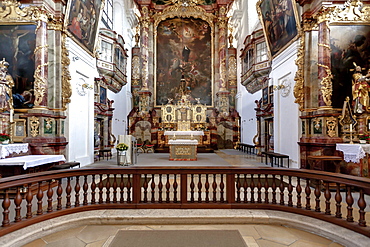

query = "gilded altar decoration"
[0,0,50,23]
[30,116,39,137]
[0,59,14,113]
[330,0,370,23]
[33,63,48,107]
[326,116,337,138]
[317,63,333,107]
[62,33,72,110]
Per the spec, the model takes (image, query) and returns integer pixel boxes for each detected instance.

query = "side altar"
[164,131,204,161]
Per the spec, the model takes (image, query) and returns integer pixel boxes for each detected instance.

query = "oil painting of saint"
[65,0,103,55]
[156,18,212,106]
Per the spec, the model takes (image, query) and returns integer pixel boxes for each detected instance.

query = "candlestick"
[10,109,13,123]
[350,124,353,132]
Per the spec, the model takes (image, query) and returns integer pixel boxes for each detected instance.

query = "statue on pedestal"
[352,63,370,113]
[0,58,14,113]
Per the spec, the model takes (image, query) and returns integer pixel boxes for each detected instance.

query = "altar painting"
[330,25,370,108]
[65,0,103,55]
[0,25,36,94]
[156,18,212,106]
[257,0,299,58]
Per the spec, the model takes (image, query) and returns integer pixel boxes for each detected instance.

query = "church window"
[101,0,113,29]
[256,42,268,63]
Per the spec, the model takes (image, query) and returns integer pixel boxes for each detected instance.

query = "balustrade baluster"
[212,174,217,202]
[305,178,311,210]
[236,174,241,203]
[120,174,125,203]
[91,175,96,204]
[37,182,43,215]
[205,174,210,203]
[264,174,269,203]
[98,174,104,204]
[113,174,118,203]
[314,182,321,212]
[143,174,148,203]
[14,187,22,222]
[166,174,170,203]
[257,174,262,203]
[105,175,111,203]
[151,174,156,203]
[271,175,277,204]
[220,174,225,203]
[335,183,342,218]
[358,188,367,227]
[288,176,293,207]
[324,182,331,215]
[75,176,80,207]
[279,175,284,205]
[173,174,178,203]
[198,174,202,203]
[2,189,10,227]
[47,180,53,212]
[83,175,88,205]
[250,174,255,203]
[243,174,248,203]
[190,174,195,203]
[296,177,302,208]
[158,174,163,203]
[346,186,354,222]
[26,183,34,217]
[127,174,132,203]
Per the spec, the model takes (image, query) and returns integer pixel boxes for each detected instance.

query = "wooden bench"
[261,151,290,168]
[307,155,342,173]
[238,143,256,154]
[49,162,80,170]
[99,149,112,161]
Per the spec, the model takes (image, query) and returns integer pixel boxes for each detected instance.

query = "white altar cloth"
[0,155,66,170]
[164,131,204,136]
[0,143,29,159]
[168,139,199,145]
[336,144,370,163]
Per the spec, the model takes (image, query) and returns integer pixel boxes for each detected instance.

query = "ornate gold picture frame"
[12,119,26,142]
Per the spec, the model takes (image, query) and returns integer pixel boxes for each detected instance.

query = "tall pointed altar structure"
[129,0,239,151]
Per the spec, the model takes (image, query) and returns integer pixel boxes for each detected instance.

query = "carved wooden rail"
[0,167,369,237]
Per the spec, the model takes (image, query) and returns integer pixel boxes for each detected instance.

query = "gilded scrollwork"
[293,31,305,111]
[48,18,63,31]
[30,116,39,137]
[33,63,48,106]
[326,116,337,137]
[0,0,51,23]
[228,56,237,85]
[331,0,370,22]
[152,1,215,28]
[317,63,333,107]
[61,33,72,110]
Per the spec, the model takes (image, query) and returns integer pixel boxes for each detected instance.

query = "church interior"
[0,0,370,246]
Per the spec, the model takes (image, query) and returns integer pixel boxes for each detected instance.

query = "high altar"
[128,0,240,152]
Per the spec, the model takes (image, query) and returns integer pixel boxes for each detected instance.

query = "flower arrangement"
[116,143,128,151]
[359,134,370,141]
[0,133,10,142]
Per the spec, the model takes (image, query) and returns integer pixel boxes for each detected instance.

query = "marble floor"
[18,150,368,247]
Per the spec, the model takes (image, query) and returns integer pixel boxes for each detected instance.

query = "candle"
[10,109,13,123]
[350,124,353,132]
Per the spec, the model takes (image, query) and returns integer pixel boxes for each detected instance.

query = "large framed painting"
[330,25,370,108]
[155,17,213,106]
[64,0,103,56]
[0,25,36,95]
[257,0,299,58]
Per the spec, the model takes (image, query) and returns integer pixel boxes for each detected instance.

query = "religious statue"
[0,58,14,113]
[352,63,370,113]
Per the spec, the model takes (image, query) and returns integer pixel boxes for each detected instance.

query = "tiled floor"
[23,224,343,247]
[19,150,365,246]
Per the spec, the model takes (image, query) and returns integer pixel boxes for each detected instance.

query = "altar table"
[168,139,198,161]
[0,143,29,159]
[0,155,66,177]
[336,144,370,177]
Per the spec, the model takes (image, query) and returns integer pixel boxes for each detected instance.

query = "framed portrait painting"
[257,0,299,58]
[64,0,103,56]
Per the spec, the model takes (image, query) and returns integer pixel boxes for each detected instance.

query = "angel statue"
[352,62,370,113]
[0,58,14,113]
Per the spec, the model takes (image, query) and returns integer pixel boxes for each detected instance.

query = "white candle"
[350,124,353,132]
[10,109,13,123]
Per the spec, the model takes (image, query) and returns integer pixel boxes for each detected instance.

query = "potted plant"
[0,133,10,145]
[358,134,369,144]
[116,143,128,152]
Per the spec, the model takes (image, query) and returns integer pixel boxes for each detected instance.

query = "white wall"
[66,39,97,166]
[270,41,300,168]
